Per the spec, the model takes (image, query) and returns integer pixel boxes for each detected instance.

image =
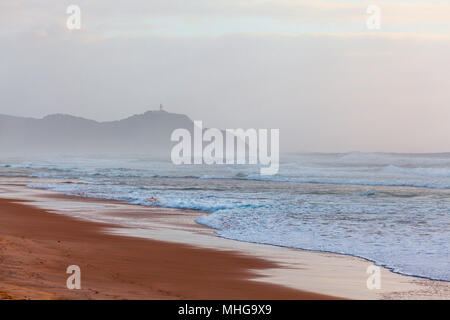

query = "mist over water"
[1,152,449,281]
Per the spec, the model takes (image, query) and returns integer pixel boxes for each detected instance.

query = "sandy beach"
[0,177,449,300]
[0,180,333,300]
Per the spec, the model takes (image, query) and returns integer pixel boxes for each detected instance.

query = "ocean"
[1,152,449,281]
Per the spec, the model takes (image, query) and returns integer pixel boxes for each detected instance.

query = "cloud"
[1,0,450,37]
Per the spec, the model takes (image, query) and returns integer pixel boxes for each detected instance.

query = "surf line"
[171,120,279,175]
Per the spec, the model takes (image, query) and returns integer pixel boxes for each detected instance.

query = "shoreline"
[1,177,449,299]
[0,177,335,300]
[0,198,332,300]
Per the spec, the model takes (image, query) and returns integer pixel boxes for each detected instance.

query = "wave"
[336,152,450,166]
[19,169,450,190]
[6,153,450,193]
[234,175,450,189]
[381,165,450,178]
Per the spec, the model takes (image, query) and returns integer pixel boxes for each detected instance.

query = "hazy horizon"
[1,1,450,153]
[0,109,448,156]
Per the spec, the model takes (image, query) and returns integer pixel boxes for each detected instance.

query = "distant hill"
[0,110,195,158]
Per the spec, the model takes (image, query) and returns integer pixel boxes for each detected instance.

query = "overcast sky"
[1,0,450,153]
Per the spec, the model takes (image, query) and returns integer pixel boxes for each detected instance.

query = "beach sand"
[0,196,333,299]
[0,177,449,300]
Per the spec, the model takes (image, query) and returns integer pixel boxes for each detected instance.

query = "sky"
[1,0,450,153]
